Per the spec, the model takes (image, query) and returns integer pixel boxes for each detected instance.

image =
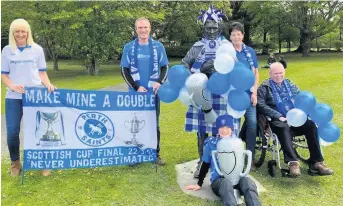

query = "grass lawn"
[1,52,343,205]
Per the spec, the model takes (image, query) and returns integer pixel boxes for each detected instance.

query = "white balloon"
[185,73,208,94]
[227,103,246,118]
[319,137,334,147]
[178,87,191,105]
[214,54,235,74]
[286,108,307,127]
[216,41,236,59]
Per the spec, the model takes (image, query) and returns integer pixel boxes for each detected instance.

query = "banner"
[22,87,157,170]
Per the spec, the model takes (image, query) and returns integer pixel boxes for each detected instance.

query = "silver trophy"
[124,113,145,148]
[211,136,252,204]
[35,111,66,146]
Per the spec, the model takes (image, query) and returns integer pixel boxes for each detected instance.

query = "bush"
[165,45,192,58]
[333,40,343,52]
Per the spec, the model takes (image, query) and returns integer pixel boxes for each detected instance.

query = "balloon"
[308,103,333,126]
[207,72,231,95]
[167,65,190,88]
[318,122,341,143]
[185,73,208,94]
[216,41,236,59]
[286,108,307,127]
[213,54,235,74]
[178,87,191,105]
[294,91,316,115]
[229,62,255,91]
[227,103,246,118]
[157,82,180,103]
[228,89,250,111]
[319,137,334,147]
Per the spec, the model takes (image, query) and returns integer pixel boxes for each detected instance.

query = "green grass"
[1,53,343,205]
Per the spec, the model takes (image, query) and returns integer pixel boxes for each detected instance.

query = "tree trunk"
[53,58,59,71]
[287,41,291,52]
[262,31,268,55]
[87,57,99,76]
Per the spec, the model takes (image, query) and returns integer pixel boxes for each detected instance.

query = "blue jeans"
[244,105,257,160]
[5,99,23,162]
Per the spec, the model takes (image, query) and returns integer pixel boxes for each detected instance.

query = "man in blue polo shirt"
[229,22,259,171]
[120,17,169,165]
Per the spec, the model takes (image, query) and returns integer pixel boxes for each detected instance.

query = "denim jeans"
[244,105,257,160]
[5,98,23,162]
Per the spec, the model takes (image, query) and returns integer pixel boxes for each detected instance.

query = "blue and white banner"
[22,87,157,170]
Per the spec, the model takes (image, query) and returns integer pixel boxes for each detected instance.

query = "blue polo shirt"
[202,136,222,183]
[120,39,168,92]
[235,46,258,70]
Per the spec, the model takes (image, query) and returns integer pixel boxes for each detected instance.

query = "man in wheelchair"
[256,62,333,177]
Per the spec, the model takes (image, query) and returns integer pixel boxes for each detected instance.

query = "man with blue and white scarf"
[257,62,333,177]
[182,5,233,178]
[229,22,260,172]
[120,17,169,166]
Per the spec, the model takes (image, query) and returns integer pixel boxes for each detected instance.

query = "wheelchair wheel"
[268,160,277,177]
[293,135,310,164]
[254,130,267,167]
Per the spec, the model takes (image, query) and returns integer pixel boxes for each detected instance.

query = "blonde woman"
[1,19,55,176]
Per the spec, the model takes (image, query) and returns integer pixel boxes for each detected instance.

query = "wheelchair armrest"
[265,116,272,122]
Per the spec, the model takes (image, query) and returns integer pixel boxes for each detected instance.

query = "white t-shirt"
[1,44,46,99]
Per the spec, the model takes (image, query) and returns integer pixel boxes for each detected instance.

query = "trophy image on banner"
[124,113,145,148]
[35,111,66,146]
[211,136,252,202]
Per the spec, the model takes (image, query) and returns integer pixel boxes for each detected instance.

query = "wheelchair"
[239,114,310,177]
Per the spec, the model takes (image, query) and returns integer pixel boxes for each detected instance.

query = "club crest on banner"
[75,112,115,147]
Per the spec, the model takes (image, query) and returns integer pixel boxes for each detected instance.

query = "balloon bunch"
[158,41,256,122]
[286,91,341,146]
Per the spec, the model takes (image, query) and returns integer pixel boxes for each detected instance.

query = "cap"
[216,115,234,131]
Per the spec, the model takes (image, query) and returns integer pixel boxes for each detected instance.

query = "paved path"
[176,159,266,203]
[1,83,128,157]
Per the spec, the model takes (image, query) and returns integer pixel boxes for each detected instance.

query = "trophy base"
[39,140,63,147]
[42,134,60,141]
[125,140,144,148]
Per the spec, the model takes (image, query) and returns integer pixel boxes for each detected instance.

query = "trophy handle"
[124,120,130,129]
[35,111,41,145]
[59,111,66,145]
[139,120,145,131]
[240,150,252,177]
[211,150,224,176]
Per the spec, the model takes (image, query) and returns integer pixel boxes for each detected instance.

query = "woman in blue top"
[1,19,56,177]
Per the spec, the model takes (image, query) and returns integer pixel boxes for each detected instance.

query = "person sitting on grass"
[262,53,276,68]
[185,115,261,206]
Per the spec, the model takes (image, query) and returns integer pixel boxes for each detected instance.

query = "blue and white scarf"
[129,37,159,88]
[191,36,228,73]
[242,43,255,71]
[269,79,295,116]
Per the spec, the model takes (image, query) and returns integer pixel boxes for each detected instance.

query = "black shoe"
[155,157,165,166]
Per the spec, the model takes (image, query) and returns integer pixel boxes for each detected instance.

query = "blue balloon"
[294,91,316,115]
[318,122,341,143]
[308,103,333,126]
[157,82,180,103]
[207,72,231,95]
[229,62,255,91]
[228,89,250,111]
[167,65,190,88]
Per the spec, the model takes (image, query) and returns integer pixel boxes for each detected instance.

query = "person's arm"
[181,46,197,72]
[120,67,140,91]
[1,74,25,93]
[185,161,210,191]
[39,71,55,92]
[257,85,283,120]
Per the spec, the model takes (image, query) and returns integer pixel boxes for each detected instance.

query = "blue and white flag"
[22,87,157,170]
